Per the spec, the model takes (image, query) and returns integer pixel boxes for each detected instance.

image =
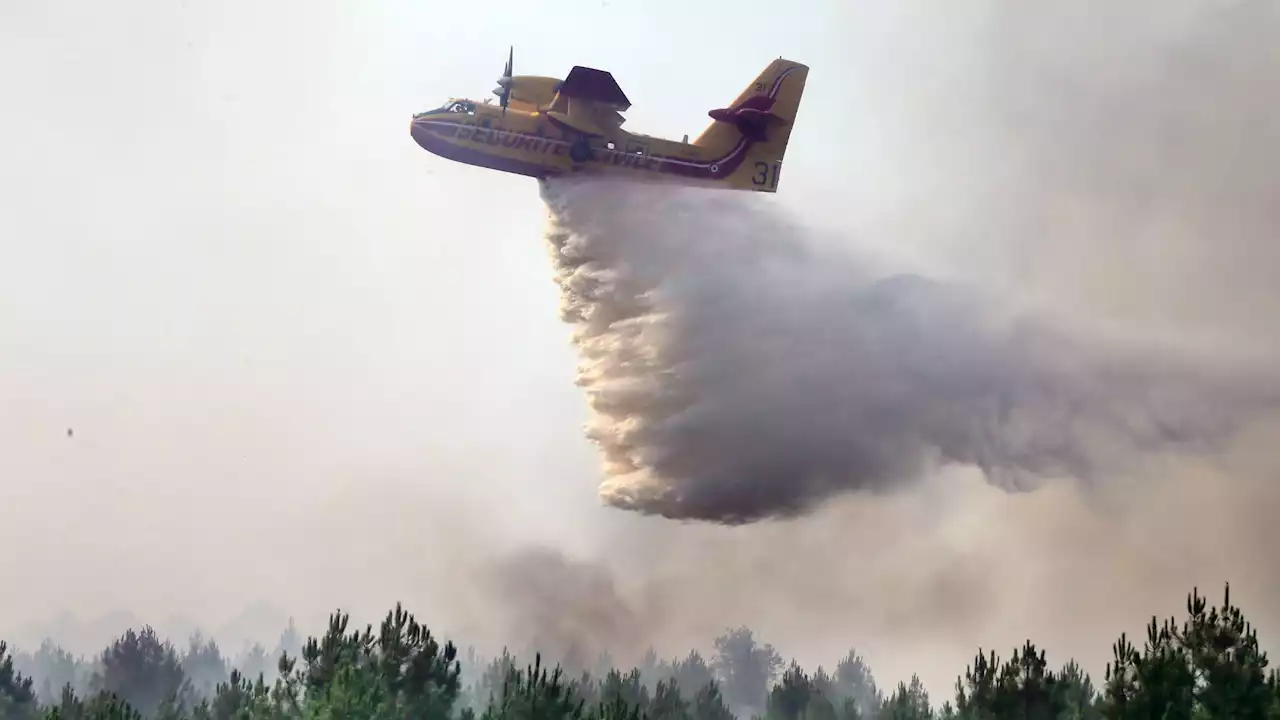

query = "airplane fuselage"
[410,58,807,192]
[410,103,777,191]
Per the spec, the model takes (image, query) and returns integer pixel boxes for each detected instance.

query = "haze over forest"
[3,0,1280,716]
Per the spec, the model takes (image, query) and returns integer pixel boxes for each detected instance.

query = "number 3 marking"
[751,161,781,188]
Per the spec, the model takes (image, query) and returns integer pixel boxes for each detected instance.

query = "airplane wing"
[558,66,631,111]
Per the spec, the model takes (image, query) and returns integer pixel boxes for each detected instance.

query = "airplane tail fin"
[694,58,808,192]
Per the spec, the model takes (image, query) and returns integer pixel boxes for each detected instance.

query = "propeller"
[492,45,513,115]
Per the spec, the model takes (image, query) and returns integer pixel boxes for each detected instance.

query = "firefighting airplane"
[409,49,808,193]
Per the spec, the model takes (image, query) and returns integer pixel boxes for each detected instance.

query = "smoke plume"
[477,0,1280,692]
[478,547,654,672]
[540,177,1277,525]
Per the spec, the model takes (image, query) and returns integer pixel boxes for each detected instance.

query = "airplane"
[409,49,809,193]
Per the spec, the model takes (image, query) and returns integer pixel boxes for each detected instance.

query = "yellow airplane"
[409,49,808,193]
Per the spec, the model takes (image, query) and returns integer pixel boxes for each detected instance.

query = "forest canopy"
[2,583,1278,719]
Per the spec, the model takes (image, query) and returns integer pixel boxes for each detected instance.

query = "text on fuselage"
[442,122,668,171]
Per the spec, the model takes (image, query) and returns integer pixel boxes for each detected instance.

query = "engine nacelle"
[494,75,563,110]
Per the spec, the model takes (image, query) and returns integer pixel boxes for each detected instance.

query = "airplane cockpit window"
[414,100,477,118]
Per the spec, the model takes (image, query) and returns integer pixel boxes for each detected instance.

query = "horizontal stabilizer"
[708,94,788,142]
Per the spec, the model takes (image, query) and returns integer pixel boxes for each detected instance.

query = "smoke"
[539,177,1276,525]
[843,1,1280,358]
[8,0,1280,704]
[473,2,1280,694]
[477,547,655,672]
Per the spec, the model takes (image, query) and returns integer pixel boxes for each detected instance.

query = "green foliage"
[767,662,816,720]
[482,654,586,720]
[830,651,880,718]
[876,676,930,720]
[711,627,783,717]
[690,681,735,720]
[180,635,229,704]
[92,628,190,719]
[597,668,649,713]
[648,679,688,720]
[14,641,94,707]
[42,687,143,720]
[191,668,275,720]
[1103,584,1278,720]
[1057,660,1102,720]
[229,646,270,690]
[954,641,1069,720]
[287,603,461,719]
[8,581,1280,720]
[672,652,716,706]
[1,640,40,719]
[835,696,863,720]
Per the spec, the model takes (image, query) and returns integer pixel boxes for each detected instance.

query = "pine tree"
[92,627,191,718]
[0,641,39,719]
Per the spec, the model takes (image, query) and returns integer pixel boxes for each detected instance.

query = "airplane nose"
[410,117,431,151]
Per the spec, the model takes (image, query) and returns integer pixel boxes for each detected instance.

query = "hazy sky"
[3,0,1279,700]
[0,0,854,622]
